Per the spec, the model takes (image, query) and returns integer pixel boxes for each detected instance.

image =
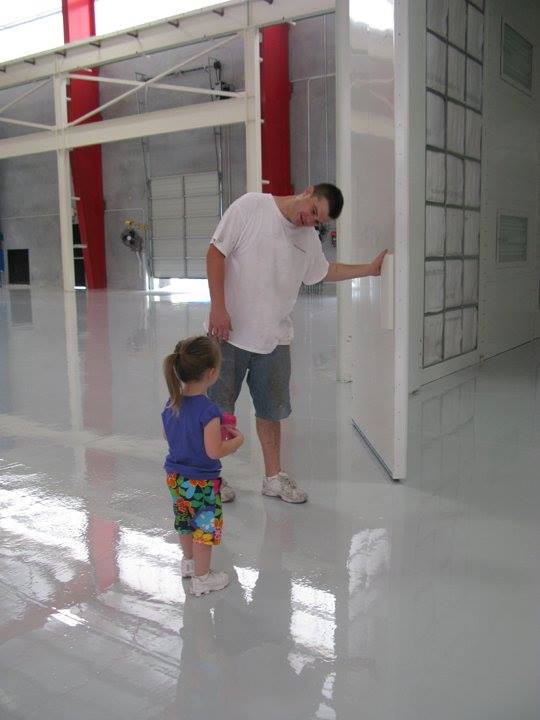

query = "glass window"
[0,3,63,63]
[95,0,225,36]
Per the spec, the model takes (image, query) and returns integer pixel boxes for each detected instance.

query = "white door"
[336,0,409,479]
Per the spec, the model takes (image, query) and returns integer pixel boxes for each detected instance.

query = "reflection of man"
[207,184,386,503]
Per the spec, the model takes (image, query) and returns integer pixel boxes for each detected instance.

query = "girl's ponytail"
[163,351,183,412]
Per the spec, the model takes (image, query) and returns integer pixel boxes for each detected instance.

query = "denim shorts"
[209,342,291,422]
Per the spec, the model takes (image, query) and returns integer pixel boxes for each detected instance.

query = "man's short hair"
[313,183,344,220]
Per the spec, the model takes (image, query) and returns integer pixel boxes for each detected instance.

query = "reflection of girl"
[162,336,244,596]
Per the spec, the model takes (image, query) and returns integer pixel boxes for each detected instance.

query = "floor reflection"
[0,288,539,719]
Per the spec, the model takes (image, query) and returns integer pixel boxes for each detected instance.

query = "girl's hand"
[227,427,244,445]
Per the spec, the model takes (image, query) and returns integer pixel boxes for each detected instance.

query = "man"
[207,183,386,503]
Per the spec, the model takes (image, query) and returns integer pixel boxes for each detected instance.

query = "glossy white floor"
[0,286,539,720]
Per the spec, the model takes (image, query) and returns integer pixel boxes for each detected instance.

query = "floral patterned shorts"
[166,474,223,546]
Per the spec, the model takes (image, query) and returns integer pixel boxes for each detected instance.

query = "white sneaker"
[262,471,308,504]
[220,478,235,503]
[190,570,230,597]
[181,557,194,578]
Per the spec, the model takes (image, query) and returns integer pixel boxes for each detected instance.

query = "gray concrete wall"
[0,82,61,287]
[290,13,336,193]
[0,15,335,288]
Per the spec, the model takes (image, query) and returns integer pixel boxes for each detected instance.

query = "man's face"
[291,189,330,228]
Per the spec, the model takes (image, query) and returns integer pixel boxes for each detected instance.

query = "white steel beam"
[68,73,245,100]
[335,0,352,382]
[0,97,246,160]
[243,28,262,192]
[53,75,75,292]
[68,34,239,127]
[0,0,334,91]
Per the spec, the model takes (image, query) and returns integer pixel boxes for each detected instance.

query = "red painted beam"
[62,0,107,289]
[62,0,96,40]
[260,25,293,197]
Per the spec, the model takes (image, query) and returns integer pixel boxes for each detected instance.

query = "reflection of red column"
[88,515,120,591]
[62,0,107,289]
[261,25,293,196]
[84,292,112,434]
[0,515,120,641]
[84,292,119,591]
[83,291,116,486]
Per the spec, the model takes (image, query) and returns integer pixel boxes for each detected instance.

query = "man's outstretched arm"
[323,250,387,282]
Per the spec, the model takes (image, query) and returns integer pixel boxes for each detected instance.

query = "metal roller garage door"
[150,171,220,279]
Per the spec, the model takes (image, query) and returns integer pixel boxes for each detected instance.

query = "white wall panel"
[424,313,444,364]
[447,101,465,154]
[427,92,446,148]
[427,0,448,36]
[446,208,464,255]
[448,47,466,101]
[444,308,463,357]
[412,0,484,388]
[445,259,463,307]
[466,58,483,109]
[426,205,446,256]
[446,155,464,204]
[479,0,540,357]
[425,261,445,312]
[464,210,480,254]
[427,151,446,202]
[336,0,409,479]
[427,34,447,93]
[449,0,467,49]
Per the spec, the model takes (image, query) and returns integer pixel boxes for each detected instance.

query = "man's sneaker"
[190,570,230,597]
[220,478,235,503]
[181,557,194,578]
[262,471,308,503]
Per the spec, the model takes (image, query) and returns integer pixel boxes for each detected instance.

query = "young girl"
[162,336,244,596]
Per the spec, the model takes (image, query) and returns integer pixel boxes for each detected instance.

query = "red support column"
[62,0,107,288]
[260,25,293,196]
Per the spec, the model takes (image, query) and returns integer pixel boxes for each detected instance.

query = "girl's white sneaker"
[181,558,194,578]
[190,570,229,597]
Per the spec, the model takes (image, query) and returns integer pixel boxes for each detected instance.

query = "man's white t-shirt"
[210,193,329,354]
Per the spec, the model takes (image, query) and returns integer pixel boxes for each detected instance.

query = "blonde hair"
[163,335,221,412]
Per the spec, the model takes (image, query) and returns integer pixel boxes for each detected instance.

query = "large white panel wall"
[336,0,409,479]
[479,0,540,358]
[410,0,540,391]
